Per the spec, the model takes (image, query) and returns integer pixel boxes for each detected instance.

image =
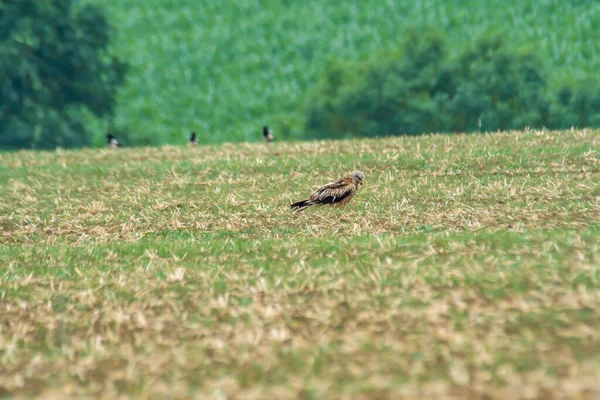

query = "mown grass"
[1,129,600,398]
[81,0,600,145]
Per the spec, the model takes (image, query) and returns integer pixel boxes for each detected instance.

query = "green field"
[82,0,600,146]
[1,129,600,398]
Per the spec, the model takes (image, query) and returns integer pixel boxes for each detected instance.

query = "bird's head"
[350,170,365,185]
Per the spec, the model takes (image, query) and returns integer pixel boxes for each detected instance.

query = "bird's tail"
[290,199,313,212]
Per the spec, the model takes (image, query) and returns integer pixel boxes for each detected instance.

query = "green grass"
[81,0,600,145]
[1,129,600,398]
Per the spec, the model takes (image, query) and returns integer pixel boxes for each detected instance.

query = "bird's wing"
[310,177,355,204]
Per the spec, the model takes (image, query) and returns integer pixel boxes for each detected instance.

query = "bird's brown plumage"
[290,171,365,212]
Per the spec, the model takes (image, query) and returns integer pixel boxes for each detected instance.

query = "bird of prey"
[107,134,121,148]
[263,125,275,142]
[189,132,198,146]
[290,171,365,212]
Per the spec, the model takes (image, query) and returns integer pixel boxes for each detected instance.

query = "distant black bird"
[107,134,120,148]
[189,132,198,146]
[263,125,275,142]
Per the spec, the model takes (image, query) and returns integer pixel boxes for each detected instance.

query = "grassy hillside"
[83,0,600,146]
[1,130,600,397]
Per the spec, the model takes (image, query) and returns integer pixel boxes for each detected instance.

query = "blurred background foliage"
[0,0,127,150]
[1,0,600,149]
[306,30,600,139]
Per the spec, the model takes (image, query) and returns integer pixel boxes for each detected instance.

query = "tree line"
[305,29,600,139]
[0,0,127,150]
[1,1,599,149]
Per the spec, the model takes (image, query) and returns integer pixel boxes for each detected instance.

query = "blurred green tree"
[305,29,600,139]
[550,80,600,129]
[0,0,127,149]
[447,36,550,133]
[306,31,453,138]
